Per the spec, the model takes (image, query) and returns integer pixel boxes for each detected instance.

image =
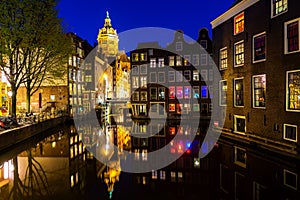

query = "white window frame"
[219,80,228,106]
[150,72,157,83]
[284,18,300,54]
[234,77,244,107]
[252,32,267,63]
[234,40,244,67]
[192,54,199,66]
[158,72,165,83]
[286,69,300,112]
[283,124,297,142]
[168,71,175,82]
[150,58,156,68]
[140,65,147,74]
[234,12,244,35]
[176,42,182,51]
[234,115,246,134]
[252,74,266,109]
[234,146,246,168]
[283,169,297,190]
[271,0,288,18]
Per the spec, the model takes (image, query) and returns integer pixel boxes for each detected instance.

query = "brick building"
[211,0,300,156]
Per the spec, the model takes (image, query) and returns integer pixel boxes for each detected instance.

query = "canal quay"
[0,110,299,200]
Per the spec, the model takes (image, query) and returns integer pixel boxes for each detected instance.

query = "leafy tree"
[0,0,72,116]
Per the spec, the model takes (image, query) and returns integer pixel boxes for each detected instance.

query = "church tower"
[97,11,119,57]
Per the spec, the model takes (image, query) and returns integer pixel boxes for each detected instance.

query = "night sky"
[57,0,233,48]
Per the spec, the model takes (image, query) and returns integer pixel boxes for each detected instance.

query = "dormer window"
[234,12,244,35]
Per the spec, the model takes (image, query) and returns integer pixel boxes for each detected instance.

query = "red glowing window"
[234,12,244,35]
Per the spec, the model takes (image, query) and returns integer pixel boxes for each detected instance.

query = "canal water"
[0,119,299,200]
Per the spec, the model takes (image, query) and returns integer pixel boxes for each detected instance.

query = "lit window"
[272,0,288,17]
[234,115,246,134]
[184,86,191,99]
[220,47,228,70]
[152,170,158,179]
[168,71,175,82]
[169,87,175,99]
[176,104,182,114]
[219,80,227,106]
[50,95,55,101]
[158,87,165,100]
[132,53,139,62]
[132,76,139,88]
[252,75,266,108]
[253,32,266,62]
[176,86,183,99]
[193,86,200,98]
[140,76,147,88]
[234,12,244,35]
[150,58,156,68]
[234,41,244,67]
[150,87,157,100]
[160,171,166,180]
[158,58,164,67]
[193,70,200,81]
[171,171,176,182]
[132,91,139,101]
[184,55,191,66]
[169,56,175,66]
[140,52,147,61]
[200,86,208,99]
[283,124,297,142]
[284,169,297,190]
[234,146,246,167]
[85,75,92,82]
[234,78,244,107]
[140,91,147,101]
[284,18,300,54]
[176,55,182,66]
[169,104,175,112]
[286,70,300,111]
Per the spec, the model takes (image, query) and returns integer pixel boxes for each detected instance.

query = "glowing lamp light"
[186,149,191,154]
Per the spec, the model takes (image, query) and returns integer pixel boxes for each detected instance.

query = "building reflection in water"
[0,123,95,200]
[0,119,299,199]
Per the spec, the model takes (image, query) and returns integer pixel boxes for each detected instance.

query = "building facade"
[211,0,300,156]
[129,29,213,120]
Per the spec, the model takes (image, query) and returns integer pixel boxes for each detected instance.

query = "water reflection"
[0,119,299,199]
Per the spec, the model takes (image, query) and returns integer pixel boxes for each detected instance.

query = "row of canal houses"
[124,0,300,199]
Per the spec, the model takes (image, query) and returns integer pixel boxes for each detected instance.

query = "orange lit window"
[169,104,175,112]
[169,127,176,135]
[234,12,244,35]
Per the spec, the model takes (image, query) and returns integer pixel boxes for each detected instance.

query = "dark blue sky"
[57,0,233,47]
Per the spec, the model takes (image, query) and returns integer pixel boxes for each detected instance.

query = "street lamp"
[7,90,12,116]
